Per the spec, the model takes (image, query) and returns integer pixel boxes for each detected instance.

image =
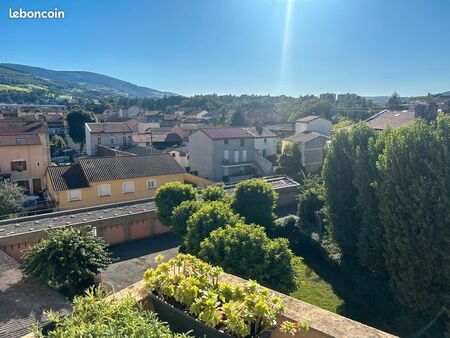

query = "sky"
[1,0,450,97]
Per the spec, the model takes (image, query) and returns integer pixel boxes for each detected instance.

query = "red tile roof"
[0,134,41,146]
[0,120,48,134]
[200,128,254,139]
[86,122,132,133]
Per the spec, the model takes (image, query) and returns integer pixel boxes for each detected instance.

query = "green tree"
[275,143,304,183]
[67,109,96,151]
[297,176,326,229]
[230,109,247,126]
[231,178,278,230]
[377,117,450,315]
[199,222,296,293]
[0,180,23,218]
[322,129,360,258]
[201,185,230,203]
[185,201,241,254]
[155,182,198,226]
[50,135,67,155]
[387,92,402,110]
[171,200,204,237]
[21,226,114,294]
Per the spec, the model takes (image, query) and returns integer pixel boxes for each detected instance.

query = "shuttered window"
[98,184,111,197]
[68,190,81,202]
[123,181,135,194]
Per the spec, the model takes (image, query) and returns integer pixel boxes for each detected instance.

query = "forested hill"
[0,63,176,100]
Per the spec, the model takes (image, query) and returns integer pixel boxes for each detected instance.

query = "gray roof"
[296,115,321,123]
[242,127,277,138]
[46,155,186,191]
[0,251,71,338]
[86,122,132,133]
[366,110,415,130]
[200,128,254,140]
[284,131,328,143]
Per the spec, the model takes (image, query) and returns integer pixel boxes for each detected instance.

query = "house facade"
[45,154,187,210]
[282,131,330,172]
[0,120,50,194]
[85,122,134,155]
[295,116,332,136]
[189,128,272,182]
[242,127,277,157]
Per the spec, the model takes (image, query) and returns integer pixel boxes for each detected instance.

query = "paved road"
[102,233,181,291]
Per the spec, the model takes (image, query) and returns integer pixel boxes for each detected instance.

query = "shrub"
[231,178,278,229]
[297,176,325,229]
[155,182,198,226]
[185,201,241,254]
[199,222,296,293]
[35,286,191,337]
[144,254,287,337]
[0,179,24,218]
[201,185,230,203]
[21,226,114,294]
[171,200,204,237]
[270,215,300,240]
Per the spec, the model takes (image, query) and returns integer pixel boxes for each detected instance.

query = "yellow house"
[45,154,200,210]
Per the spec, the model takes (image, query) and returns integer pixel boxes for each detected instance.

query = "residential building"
[172,123,206,141]
[189,128,272,182]
[40,113,67,137]
[85,122,134,155]
[295,116,332,136]
[0,120,50,194]
[242,127,277,157]
[365,109,416,130]
[169,146,189,169]
[266,123,295,138]
[282,131,330,173]
[133,129,183,150]
[144,111,163,123]
[45,154,186,210]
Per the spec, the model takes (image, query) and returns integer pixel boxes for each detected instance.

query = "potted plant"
[144,254,287,338]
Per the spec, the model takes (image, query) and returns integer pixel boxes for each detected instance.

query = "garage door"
[102,224,126,245]
[129,219,149,240]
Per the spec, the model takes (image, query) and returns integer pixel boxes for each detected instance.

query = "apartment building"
[85,122,134,155]
[188,128,272,182]
[295,116,332,136]
[0,120,50,194]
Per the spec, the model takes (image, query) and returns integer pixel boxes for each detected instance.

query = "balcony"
[221,159,254,167]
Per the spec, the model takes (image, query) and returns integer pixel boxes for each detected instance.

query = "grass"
[0,84,31,92]
[290,257,344,313]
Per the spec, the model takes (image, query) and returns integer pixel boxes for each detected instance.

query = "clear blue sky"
[1,0,449,97]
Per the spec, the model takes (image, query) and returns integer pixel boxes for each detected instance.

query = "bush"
[21,226,114,294]
[231,178,278,229]
[185,201,241,254]
[201,185,230,203]
[297,176,326,229]
[171,200,204,237]
[199,222,296,293]
[270,215,300,240]
[36,286,190,337]
[0,179,24,217]
[155,182,198,226]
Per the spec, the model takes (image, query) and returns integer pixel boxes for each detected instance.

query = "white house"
[242,127,277,157]
[85,122,134,155]
[295,116,332,136]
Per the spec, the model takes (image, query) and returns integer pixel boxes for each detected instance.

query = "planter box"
[149,293,272,338]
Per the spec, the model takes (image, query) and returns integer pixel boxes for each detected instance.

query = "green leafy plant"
[155,182,198,226]
[33,286,191,337]
[279,320,309,335]
[144,254,288,338]
[201,185,231,203]
[21,226,114,295]
[171,200,204,237]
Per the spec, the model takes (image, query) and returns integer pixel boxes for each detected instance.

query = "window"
[110,137,115,145]
[123,181,135,194]
[240,139,245,147]
[242,149,247,162]
[11,160,27,172]
[264,138,267,143]
[16,136,28,144]
[234,150,239,162]
[224,138,229,145]
[224,150,229,161]
[147,180,157,189]
[172,153,176,157]
[97,137,102,145]
[98,184,111,197]
[68,189,81,202]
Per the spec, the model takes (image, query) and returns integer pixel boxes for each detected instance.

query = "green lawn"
[289,257,344,313]
[0,84,31,92]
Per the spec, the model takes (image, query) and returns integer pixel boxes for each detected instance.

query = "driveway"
[101,233,181,291]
